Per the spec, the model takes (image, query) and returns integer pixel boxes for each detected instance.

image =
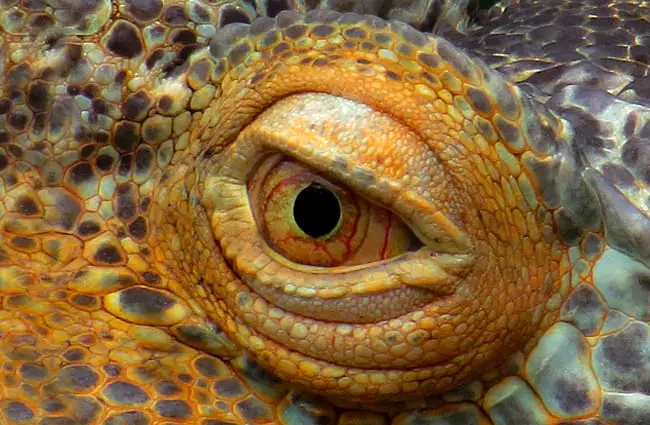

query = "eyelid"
[204,92,472,254]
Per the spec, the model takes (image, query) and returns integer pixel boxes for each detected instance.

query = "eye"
[248,155,422,267]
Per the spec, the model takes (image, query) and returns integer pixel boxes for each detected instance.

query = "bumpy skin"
[1,0,650,424]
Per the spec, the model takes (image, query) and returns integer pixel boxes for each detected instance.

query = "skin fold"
[0,0,649,424]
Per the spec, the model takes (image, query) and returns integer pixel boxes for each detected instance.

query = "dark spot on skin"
[67,162,95,184]
[56,194,81,230]
[155,400,192,419]
[95,154,115,172]
[8,112,28,130]
[157,95,173,112]
[94,244,124,264]
[128,216,147,239]
[27,81,49,111]
[117,154,134,177]
[213,378,244,397]
[71,294,98,309]
[62,348,85,362]
[164,5,188,25]
[115,70,127,84]
[114,121,141,152]
[92,99,107,115]
[236,397,273,421]
[4,401,34,422]
[15,196,39,216]
[467,87,493,115]
[124,0,162,21]
[3,171,18,187]
[106,20,144,58]
[273,42,290,55]
[119,287,175,316]
[103,381,150,405]
[42,399,65,413]
[155,380,180,396]
[124,91,151,121]
[67,85,80,96]
[82,83,99,99]
[31,114,47,136]
[385,70,401,81]
[141,271,160,284]
[28,13,55,30]
[418,52,441,68]
[80,144,97,159]
[19,363,48,381]
[554,377,592,413]
[77,220,101,237]
[116,183,137,221]
[102,364,121,377]
[194,356,222,377]
[219,5,250,26]
[311,24,334,37]
[172,29,197,45]
[57,365,99,391]
[344,27,366,39]
[6,294,30,308]
[135,146,154,174]
[285,24,307,39]
[228,43,250,65]
[397,42,413,57]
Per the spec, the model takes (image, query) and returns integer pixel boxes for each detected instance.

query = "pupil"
[293,183,341,238]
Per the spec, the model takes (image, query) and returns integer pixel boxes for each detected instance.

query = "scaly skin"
[1,0,650,424]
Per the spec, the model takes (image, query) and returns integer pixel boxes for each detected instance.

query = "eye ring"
[249,155,422,268]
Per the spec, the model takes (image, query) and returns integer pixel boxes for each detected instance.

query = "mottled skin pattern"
[1,0,650,424]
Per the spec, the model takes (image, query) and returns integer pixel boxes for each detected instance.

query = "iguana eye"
[248,155,421,267]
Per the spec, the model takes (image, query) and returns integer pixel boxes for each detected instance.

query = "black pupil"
[293,183,341,238]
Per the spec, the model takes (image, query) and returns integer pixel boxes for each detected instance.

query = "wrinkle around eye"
[199,92,476,324]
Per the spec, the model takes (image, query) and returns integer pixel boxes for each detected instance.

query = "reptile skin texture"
[1,0,650,423]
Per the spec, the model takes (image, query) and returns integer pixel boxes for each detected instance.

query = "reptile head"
[2,0,650,423]
[189,11,568,402]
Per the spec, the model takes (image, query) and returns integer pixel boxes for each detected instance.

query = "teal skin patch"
[593,247,650,321]
[524,322,600,418]
[483,377,551,425]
